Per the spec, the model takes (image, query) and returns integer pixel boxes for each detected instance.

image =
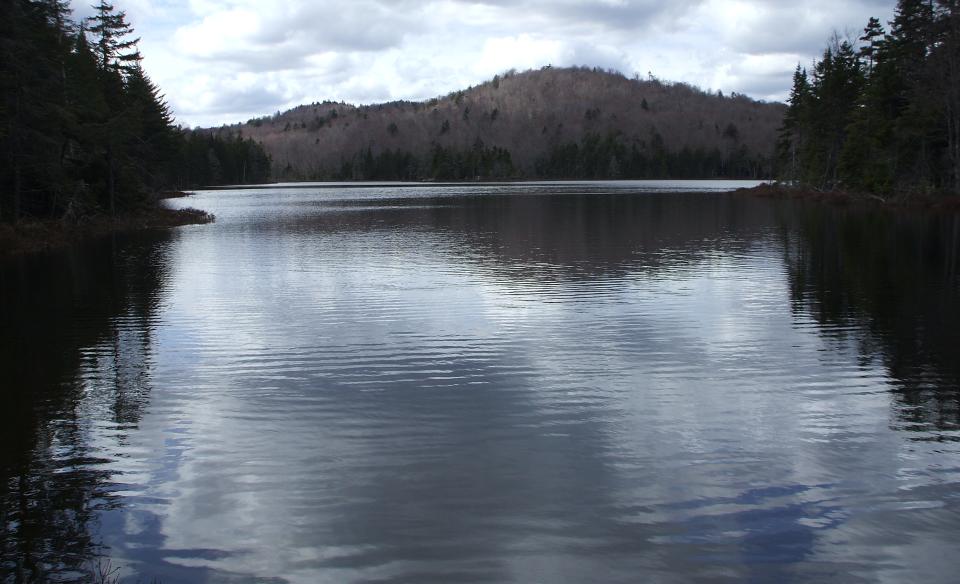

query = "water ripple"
[3,184,959,583]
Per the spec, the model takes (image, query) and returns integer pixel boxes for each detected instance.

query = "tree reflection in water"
[781,201,960,435]
[0,232,172,583]
[2,188,960,582]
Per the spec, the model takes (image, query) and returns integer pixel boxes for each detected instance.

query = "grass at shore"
[736,183,960,212]
[0,206,214,258]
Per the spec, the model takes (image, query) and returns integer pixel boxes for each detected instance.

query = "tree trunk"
[949,100,960,193]
[12,80,22,222]
[947,47,960,193]
[13,160,21,222]
[940,3,960,193]
[107,145,116,216]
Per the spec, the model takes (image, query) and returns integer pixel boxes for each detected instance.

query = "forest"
[8,0,956,215]
[231,67,784,181]
[325,130,766,182]
[0,0,271,224]
[779,0,960,196]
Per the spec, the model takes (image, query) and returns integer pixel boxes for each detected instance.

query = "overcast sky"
[70,0,895,128]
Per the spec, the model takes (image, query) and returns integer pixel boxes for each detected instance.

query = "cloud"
[171,1,414,67]
[475,35,566,77]
[465,0,706,32]
[84,0,900,126]
[703,0,895,57]
[170,77,290,123]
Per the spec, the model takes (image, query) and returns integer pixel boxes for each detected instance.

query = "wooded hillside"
[217,67,785,181]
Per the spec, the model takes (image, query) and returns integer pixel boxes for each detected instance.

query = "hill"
[216,67,785,181]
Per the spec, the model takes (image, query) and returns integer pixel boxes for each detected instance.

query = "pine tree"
[933,0,960,191]
[777,65,811,183]
[888,0,940,188]
[806,40,865,188]
[860,17,886,74]
[1,0,73,220]
[62,26,108,215]
[84,2,143,214]
[124,63,178,190]
[0,0,268,223]
[841,19,895,191]
[86,1,140,73]
[776,0,960,194]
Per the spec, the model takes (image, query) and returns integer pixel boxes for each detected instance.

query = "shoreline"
[0,206,214,258]
[735,183,960,212]
[10,183,956,260]
[200,178,767,191]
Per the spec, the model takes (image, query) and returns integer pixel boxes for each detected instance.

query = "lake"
[2,181,959,583]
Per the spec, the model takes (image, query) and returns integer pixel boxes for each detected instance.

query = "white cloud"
[72,0,897,127]
[475,35,566,77]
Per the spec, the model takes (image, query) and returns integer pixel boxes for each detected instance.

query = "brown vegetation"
[214,66,785,179]
[737,183,960,212]
[0,206,214,257]
[158,190,193,199]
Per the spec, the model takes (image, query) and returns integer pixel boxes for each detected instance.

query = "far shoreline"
[199,178,769,191]
[12,180,957,261]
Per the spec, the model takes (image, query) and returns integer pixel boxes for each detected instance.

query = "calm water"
[2,181,959,583]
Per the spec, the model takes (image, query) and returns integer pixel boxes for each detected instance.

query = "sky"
[70,0,895,128]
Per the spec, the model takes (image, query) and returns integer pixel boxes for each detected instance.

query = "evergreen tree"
[888,0,940,188]
[1,0,72,219]
[841,18,901,191]
[0,0,268,224]
[777,0,960,195]
[124,63,178,190]
[933,0,960,191]
[86,1,139,73]
[859,17,886,74]
[85,1,142,214]
[806,41,865,188]
[62,26,109,215]
[778,66,812,182]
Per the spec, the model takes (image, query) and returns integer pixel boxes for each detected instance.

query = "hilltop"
[216,67,785,181]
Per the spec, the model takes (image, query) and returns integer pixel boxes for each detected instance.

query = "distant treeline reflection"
[273,191,960,432]
[2,191,959,582]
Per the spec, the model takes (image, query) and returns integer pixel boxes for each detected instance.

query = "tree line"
[778,0,960,195]
[324,141,516,181]
[534,130,771,180]
[238,67,783,181]
[0,0,270,223]
[287,131,771,182]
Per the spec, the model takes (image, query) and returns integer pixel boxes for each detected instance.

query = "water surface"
[2,181,959,583]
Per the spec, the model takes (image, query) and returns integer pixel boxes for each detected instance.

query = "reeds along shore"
[737,184,960,212]
[0,206,214,258]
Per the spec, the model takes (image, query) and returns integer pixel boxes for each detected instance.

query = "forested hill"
[220,67,785,181]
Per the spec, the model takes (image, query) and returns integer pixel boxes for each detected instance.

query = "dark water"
[2,181,959,583]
